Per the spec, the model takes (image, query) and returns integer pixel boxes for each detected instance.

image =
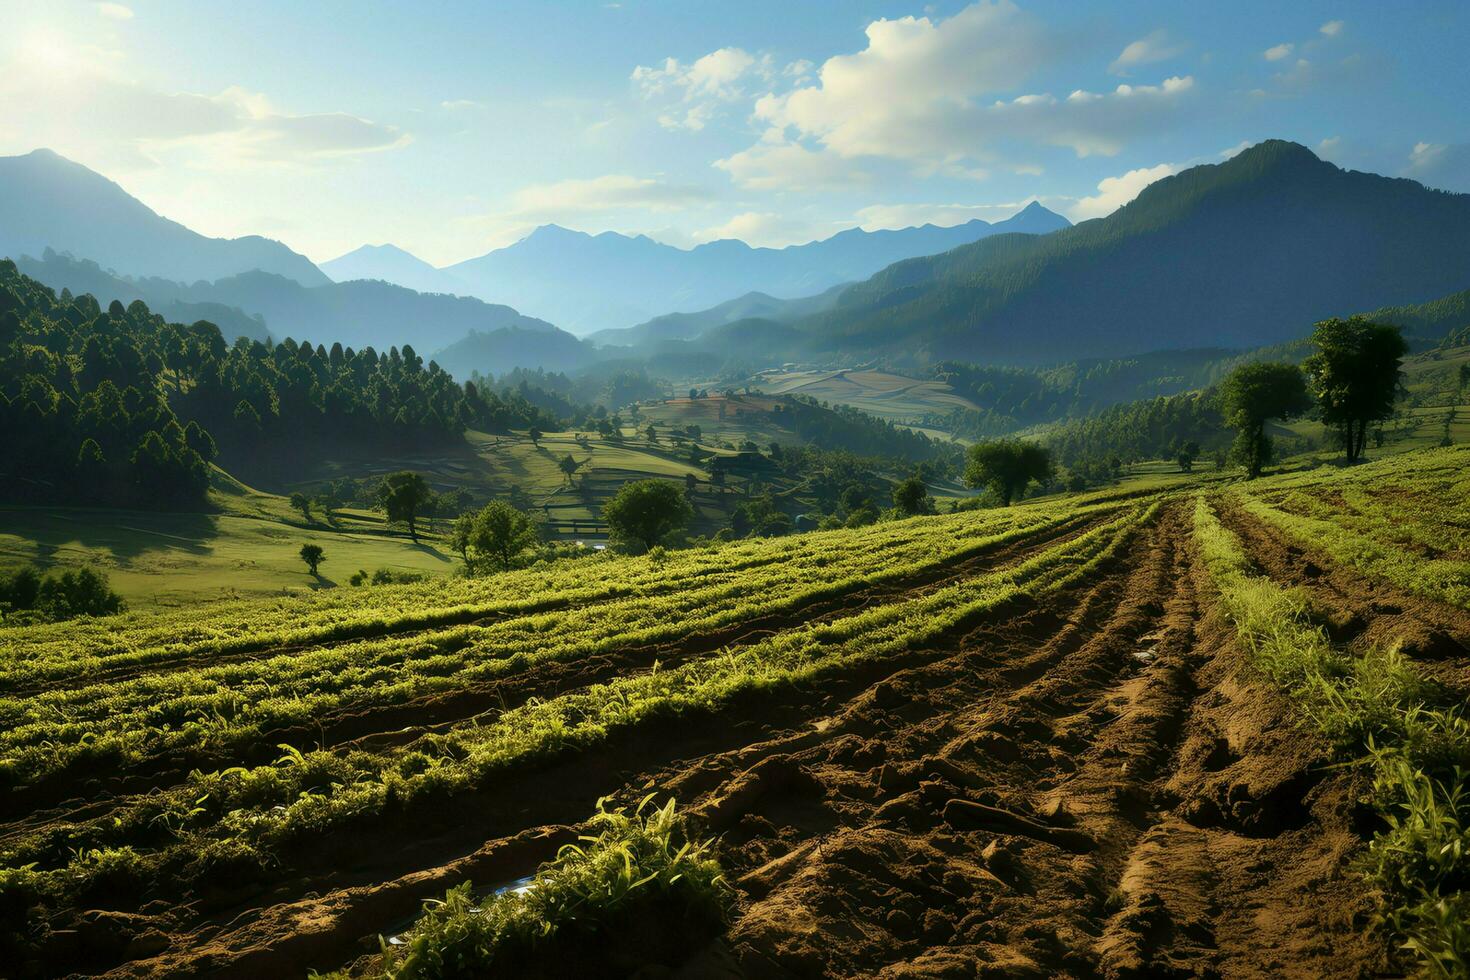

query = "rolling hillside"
[791,141,1470,364]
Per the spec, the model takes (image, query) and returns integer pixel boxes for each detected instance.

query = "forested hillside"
[791,141,1470,363]
[0,262,558,505]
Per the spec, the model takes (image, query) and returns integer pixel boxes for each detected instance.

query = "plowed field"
[3,447,1468,979]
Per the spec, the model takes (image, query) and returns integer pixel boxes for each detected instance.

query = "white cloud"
[714,139,872,191]
[736,1,1194,177]
[0,44,406,171]
[632,47,761,130]
[1219,140,1251,159]
[1406,141,1470,192]
[1319,20,1344,37]
[1067,162,1175,221]
[510,174,711,217]
[96,2,133,20]
[440,99,484,111]
[1109,29,1188,75]
[1264,43,1294,61]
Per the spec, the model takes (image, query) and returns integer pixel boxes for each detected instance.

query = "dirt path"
[90,501,1390,978]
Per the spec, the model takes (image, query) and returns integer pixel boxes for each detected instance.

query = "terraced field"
[1,447,1466,978]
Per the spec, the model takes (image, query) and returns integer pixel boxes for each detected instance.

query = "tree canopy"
[377,471,433,540]
[298,543,325,576]
[603,479,694,551]
[453,500,539,572]
[1301,317,1408,462]
[963,440,1054,505]
[1219,362,1312,478]
[891,476,935,516]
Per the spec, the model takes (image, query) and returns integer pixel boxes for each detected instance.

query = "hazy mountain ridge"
[10,248,577,363]
[0,149,328,288]
[321,243,472,296]
[586,285,848,349]
[440,202,1071,333]
[785,141,1470,364]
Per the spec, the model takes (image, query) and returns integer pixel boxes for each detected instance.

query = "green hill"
[791,140,1470,364]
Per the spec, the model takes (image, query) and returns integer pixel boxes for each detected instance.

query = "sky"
[1,0,1466,267]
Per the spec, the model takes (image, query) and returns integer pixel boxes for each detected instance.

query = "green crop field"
[3,444,1466,977]
[752,368,981,423]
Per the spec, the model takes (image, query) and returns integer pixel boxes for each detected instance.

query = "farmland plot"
[0,448,1466,977]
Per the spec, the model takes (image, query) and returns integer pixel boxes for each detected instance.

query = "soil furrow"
[1216,499,1470,692]
[85,514,1153,979]
[1,513,1109,835]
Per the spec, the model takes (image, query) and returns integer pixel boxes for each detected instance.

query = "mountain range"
[6,141,1469,381]
[326,203,1071,334]
[0,149,327,288]
[14,250,576,364]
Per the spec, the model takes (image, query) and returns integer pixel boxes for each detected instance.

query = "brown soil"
[1216,501,1470,693]
[17,502,1404,978]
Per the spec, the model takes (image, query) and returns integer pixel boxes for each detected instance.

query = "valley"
[3,6,1470,972]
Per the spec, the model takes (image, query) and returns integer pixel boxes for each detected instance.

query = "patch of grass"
[326,797,732,979]
[1193,495,1470,972]
[1229,445,1470,609]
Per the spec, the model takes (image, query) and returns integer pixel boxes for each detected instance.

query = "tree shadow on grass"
[3,506,220,563]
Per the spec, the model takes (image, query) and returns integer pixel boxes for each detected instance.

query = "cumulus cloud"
[96,2,134,19]
[714,138,872,191]
[1109,29,1188,75]
[1319,20,1344,37]
[716,0,1195,192]
[632,47,766,130]
[1405,141,1470,193]
[1067,162,1176,221]
[509,174,711,217]
[1263,43,1294,61]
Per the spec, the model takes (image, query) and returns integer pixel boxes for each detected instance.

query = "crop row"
[0,500,1159,928]
[1193,495,1469,972]
[0,503,1114,792]
[0,494,1104,686]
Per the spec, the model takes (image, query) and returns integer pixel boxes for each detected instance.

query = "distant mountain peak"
[0,148,328,287]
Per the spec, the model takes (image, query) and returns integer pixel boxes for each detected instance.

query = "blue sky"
[1,1,1466,265]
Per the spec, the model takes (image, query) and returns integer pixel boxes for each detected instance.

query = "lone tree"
[557,453,584,486]
[469,500,539,571]
[528,426,543,447]
[1175,440,1200,473]
[298,543,325,576]
[603,479,693,551]
[1302,317,1409,462]
[1219,362,1312,479]
[891,476,934,516]
[377,471,433,541]
[289,492,313,521]
[964,440,1054,505]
